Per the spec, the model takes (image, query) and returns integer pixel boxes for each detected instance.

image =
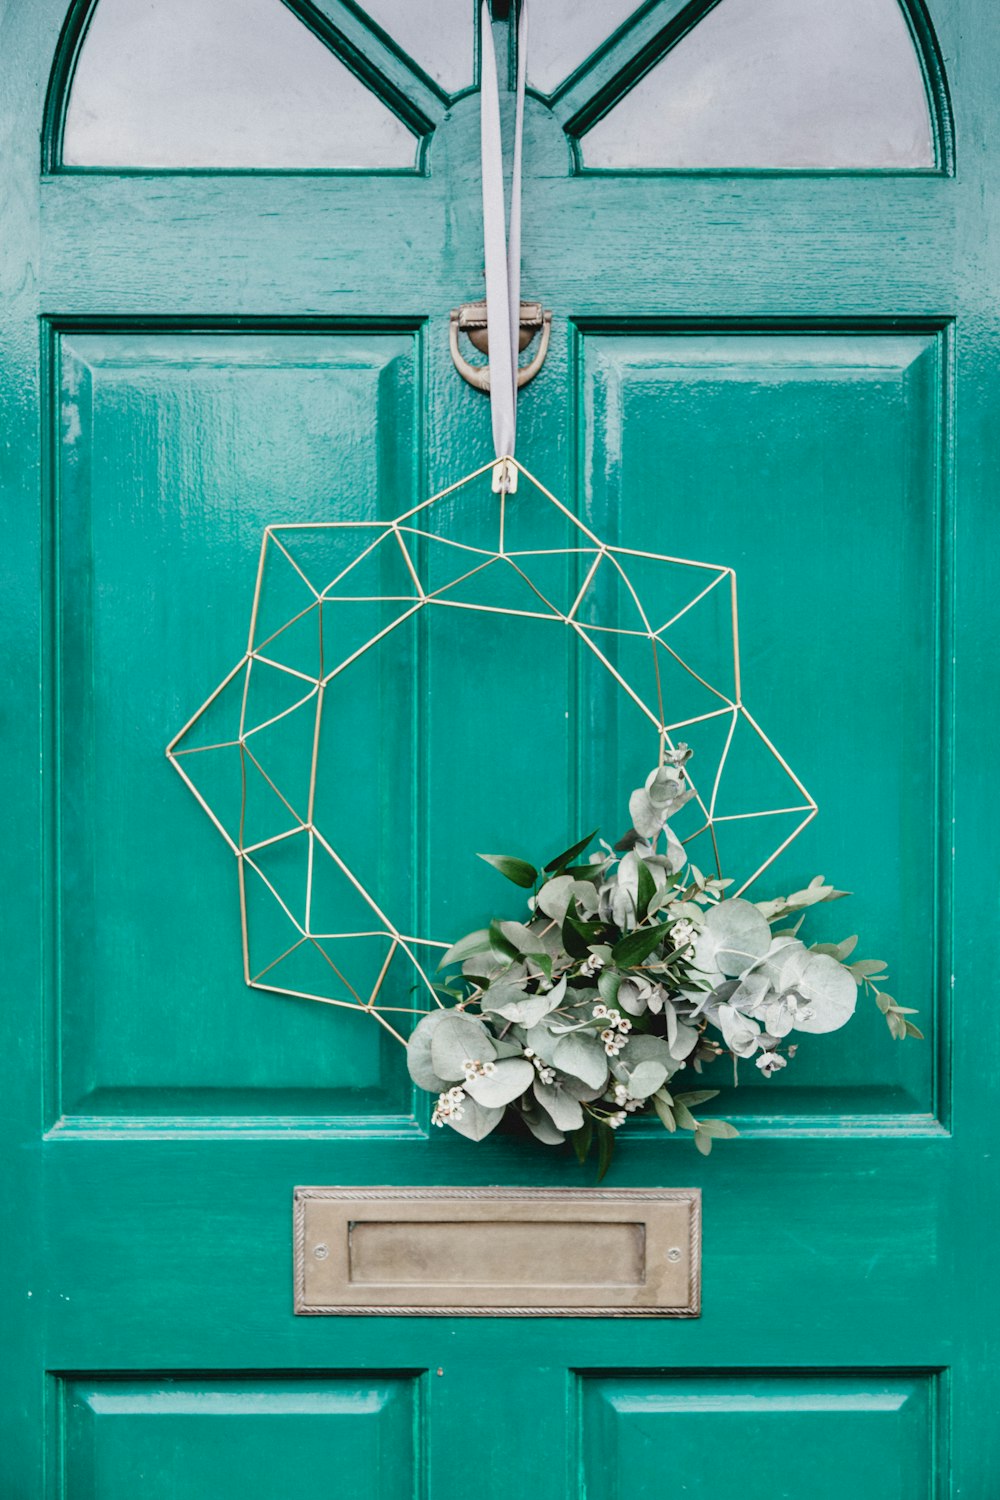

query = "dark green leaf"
[611,922,669,968]
[487,920,523,962]
[636,859,657,923]
[561,895,605,959]
[596,1122,615,1182]
[544,829,599,874]
[477,853,537,888]
[571,1116,594,1166]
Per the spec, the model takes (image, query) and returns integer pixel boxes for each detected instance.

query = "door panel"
[579,1371,938,1500]
[60,1375,420,1500]
[581,328,946,1123]
[53,330,418,1128]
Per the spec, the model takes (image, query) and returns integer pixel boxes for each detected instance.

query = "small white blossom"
[431,1086,467,1126]
[607,1110,628,1129]
[593,1003,608,1019]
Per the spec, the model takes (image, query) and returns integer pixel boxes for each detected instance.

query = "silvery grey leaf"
[521,1099,566,1145]
[533,1079,585,1131]
[446,1096,505,1141]
[552,1032,609,1090]
[465,1057,534,1107]
[430,1014,497,1080]
[626,1060,669,1099]
[717,1003,762,1057]
[406,1010,454,1092]
[791,952,858,1033]
[693,899,772,978]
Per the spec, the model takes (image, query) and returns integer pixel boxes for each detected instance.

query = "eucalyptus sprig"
[407,749,919,1175]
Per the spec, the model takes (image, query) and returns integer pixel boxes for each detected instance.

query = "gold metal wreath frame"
[166,457,817,1046]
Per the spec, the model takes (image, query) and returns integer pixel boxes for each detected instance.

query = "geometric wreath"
[167,457,816,1045]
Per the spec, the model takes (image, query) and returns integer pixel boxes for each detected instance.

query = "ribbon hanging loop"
[480,0,527,493]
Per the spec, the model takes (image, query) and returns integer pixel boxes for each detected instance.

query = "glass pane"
[63,0,416,169]
[360,0,474,93]
[528,0,639,95]
[583,0,935,169]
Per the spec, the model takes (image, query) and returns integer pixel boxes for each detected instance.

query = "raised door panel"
[581,328,947,1125]
[51,329,418,1128]
[60,1375,420,1500]
[580,1371,937,1499]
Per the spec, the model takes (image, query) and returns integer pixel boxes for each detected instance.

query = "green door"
[2,0,996,1494]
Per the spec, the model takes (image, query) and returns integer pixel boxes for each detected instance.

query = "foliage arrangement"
[407,750,921,1172]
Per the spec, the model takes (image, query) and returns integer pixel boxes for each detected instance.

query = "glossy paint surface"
[1,2,995,1496]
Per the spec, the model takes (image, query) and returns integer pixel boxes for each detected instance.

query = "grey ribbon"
[480,0,527,472]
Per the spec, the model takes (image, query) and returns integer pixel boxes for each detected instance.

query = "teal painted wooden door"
[2,1,997,1495]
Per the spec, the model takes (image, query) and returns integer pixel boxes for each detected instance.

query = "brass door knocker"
[450,298,552,392]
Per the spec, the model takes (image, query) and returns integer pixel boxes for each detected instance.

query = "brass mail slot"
[293,1187,701,1317]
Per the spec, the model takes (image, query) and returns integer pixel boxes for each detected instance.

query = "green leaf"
[487,920,524,962]
[571,1116,594,1166]
[851,958,889,979]
[430,1014,496,1080]
[694,1129,713,1156]
[405,1010,454,1093]
[534,1080,585,1132]
[521,1100,566,1145]
[446,1096,505,1142]
[596,1122,615,1182]
[636,859,657,923]
[695,1118,739,1140]
[652,1093,676,1132]
[464,1057,534,1108]
[672,1100,700,1132]
[904,1021,925,1040]
[477,853,537,888]
[498,919,546,956]
[561,895,605,959]
[611,922,669,968]
[552,1033,609,1091]
[437,929,493,971]
[626,1060,668,1099]
[544,829,599,874]
[597,968,622,1007]
[673,1089,720,1107]
[691,898,771,978]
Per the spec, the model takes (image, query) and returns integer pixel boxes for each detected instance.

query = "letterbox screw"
[667,1247,682,1263]
[313,1243,329,1260]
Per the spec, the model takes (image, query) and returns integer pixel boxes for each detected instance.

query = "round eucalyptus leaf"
[626,1060,669,1099]
[406,1010,454,1092]
[446,1096,505,1141]
[792,953,858,1033]
[693,899,771,978]
[552,1032,609,1090]
[430,1014,497,1081]
[717,1003,762,1057]
[464,1057,534,1108]
[536,875,599,922]
[619,1034,673,1069]
[533,1079,585,1132]
[521,1100,566,1145]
